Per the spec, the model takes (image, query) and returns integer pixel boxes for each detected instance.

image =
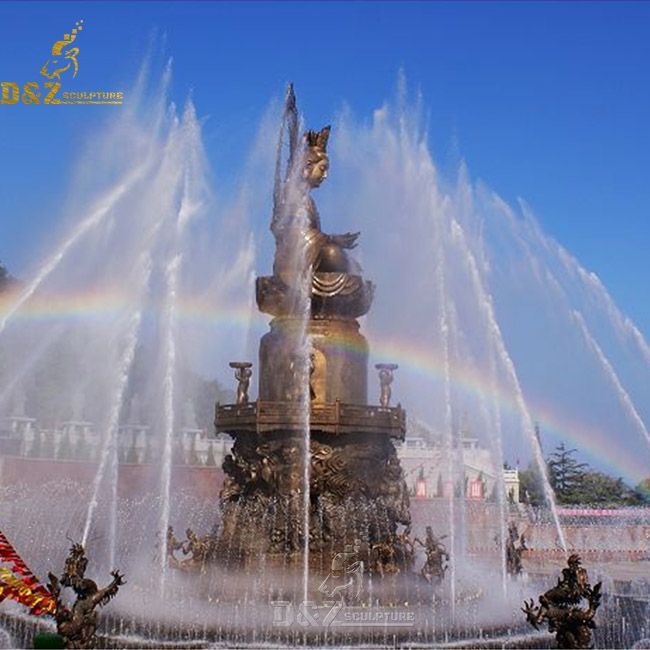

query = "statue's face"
[303,150,329,188]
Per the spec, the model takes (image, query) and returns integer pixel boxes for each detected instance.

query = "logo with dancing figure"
[40,20,84,80]
[0,20,124,106]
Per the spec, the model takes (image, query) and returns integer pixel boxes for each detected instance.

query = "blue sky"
[1,1,649,339]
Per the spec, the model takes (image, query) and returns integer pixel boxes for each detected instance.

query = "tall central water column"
[215,87,410,570]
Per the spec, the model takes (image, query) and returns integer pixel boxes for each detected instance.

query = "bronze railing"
[215,400,405,439]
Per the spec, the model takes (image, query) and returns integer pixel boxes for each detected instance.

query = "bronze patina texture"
[522,554,602,649]
[214,86,410,570]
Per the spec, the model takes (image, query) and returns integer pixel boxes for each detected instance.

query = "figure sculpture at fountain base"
[505,521,527,576]
[47,543,125,650]
[522,554,602,649]
[415,526,449,584]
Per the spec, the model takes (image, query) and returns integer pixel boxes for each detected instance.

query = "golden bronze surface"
[215,400,405,438]
[212,85,410,570]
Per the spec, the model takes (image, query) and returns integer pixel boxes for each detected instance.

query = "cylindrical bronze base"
[259,317,369,404]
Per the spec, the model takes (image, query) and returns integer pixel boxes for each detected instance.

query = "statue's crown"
[304,125,331,152]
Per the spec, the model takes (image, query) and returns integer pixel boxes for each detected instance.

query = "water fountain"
[0,69,648,648]
[213,86,410,576]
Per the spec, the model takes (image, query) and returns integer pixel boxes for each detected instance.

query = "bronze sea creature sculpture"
[522,554,602,649]
[47,543,125,649]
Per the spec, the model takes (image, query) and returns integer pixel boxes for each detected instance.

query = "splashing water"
[0,67,648,647]
[449,217,566,551]
[436,229,457,616]
[0,165,149,339]
[329,85,648,490]
[159,252,180,587]
[158,104,209,590]
[83,305,146,549]
[572,309,650,448]
[271,91,314,603]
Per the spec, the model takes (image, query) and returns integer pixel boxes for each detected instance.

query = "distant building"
[0,411,233,468]
[0,416,36,455]
[0,409,517,502]
[395,426,519,502]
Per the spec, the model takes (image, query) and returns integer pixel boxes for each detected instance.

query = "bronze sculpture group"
[0,81,614,648]
[165,526,213,570]
[366,526,448,584]
[84,87,602,650]
[213,85,409,570]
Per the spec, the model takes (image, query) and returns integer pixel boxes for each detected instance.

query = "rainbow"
[361,333,649,483]
[0,287,647,482]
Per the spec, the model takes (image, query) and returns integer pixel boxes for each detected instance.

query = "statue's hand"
[522,599,540,629]
[47,572,60,596]
[110,570,126,586]
[330,232,360,249]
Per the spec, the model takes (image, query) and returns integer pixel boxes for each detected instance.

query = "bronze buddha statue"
[271,125,361,288]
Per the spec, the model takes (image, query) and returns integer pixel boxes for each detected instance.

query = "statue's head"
[75,578,98,599]
[567,553,582,569]
[302,126,330,188]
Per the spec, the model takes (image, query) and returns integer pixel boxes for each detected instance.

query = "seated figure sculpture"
[271,124,361,290]
[256,86,375,319]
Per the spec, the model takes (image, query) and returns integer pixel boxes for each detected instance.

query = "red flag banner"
[0,531,56,615]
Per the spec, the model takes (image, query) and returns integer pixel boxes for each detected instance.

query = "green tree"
[121,343,233,436]
[518,461,545,506]
[573,471,641,506]
[190,375,234,435]
[519,435,643,507]
[0,261,12,291]
[634,477,650,504]
[126,434,139,464]
[547,443,589,503]
[545,442,641,505]
[29,339,82,427]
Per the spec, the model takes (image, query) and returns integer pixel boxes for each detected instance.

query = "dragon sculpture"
[47,543,125,649]
[522,554,602,649]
